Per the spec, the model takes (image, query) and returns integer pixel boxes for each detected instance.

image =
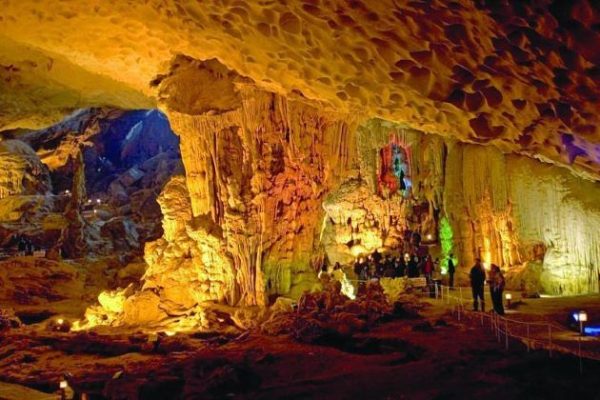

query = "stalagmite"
[60,149,87,259]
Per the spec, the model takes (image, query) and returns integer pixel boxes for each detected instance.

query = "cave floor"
[1,295,599,399]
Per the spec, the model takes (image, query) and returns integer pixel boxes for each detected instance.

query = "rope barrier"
[343,276,600,365]
[432,284,600,370]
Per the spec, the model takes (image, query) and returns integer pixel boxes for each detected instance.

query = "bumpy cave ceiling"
[1,0,600,178]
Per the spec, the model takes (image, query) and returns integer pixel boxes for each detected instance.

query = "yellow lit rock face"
[0,140,51,199]
[143,176,234,308]
[1,1,600,178]
[158,57,358,304]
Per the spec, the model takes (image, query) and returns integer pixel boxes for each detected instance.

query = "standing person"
[469,258,486,312]
[408,255,419,278]
[489,264,505,315]
[423,255,434,283]
[447,254,456,288]
[394,256,406,277]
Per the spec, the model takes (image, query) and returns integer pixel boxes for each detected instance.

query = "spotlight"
[56,318,64,325]
[572,310,588,335]
[426,234,433,240]
[505,293,512,308]
[87,199,92,204]
[96,198,101,204]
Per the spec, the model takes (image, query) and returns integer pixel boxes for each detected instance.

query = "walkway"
[427,285,600,368]
[0,381,57,400]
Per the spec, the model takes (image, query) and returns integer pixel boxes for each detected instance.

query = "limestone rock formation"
[60,148,87,259]
[0,140,50,198]
[157,57,357,305]
[143,176,234,311]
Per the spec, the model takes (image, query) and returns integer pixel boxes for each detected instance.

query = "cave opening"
[0,107,183,324]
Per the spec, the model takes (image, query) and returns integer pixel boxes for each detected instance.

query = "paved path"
[0,381,56,400]
[425,286,600,361]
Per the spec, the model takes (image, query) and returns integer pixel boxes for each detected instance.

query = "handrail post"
[496,314,501,342]
[579,335,583,374]
[505,318,509,350]
[526,324,530,352]
[548,325,553,358]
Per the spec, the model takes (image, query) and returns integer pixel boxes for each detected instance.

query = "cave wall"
[336,118,600,296]
[443,141,600,295]
[321,119,445,266]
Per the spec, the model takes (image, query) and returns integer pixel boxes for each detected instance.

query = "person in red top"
[423,255,434,282]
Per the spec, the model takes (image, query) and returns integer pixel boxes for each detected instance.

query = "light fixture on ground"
[578,310,588,336]
[505,293,512,308]
[59,378,69,400]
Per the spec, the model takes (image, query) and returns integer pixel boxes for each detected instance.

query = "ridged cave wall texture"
[155,57,358,307]
[0,1,600,330]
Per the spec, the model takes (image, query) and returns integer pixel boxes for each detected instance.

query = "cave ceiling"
[1,0,599,178]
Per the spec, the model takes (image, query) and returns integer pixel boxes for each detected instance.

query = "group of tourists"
[352,249,438,281]
[469,258,506,315]
[1,234,40,257]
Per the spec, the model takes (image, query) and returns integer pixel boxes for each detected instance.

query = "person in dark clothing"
[394,257,406,277]
[372,249,382,270]
[469,259,486,312]
[489,264,505,315]
[353,258,363,276]
[407,255,419,278]
[383,259,396,278]
[17,236,26,255]
[447,254,456,288]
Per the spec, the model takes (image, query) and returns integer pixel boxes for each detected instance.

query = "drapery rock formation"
[155,57,356,305]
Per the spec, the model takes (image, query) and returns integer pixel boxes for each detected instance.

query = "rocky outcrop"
[142,176,234,311]
[0,140,50,199]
